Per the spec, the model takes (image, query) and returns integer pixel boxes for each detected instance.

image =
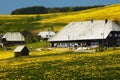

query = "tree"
[11,5,104,15]
[11,6,47,14]
[21,30,36,43]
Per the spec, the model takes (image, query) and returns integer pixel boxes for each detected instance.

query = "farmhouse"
[2,32,25,46]
[49,20,120,47]
[37,31,55,40]
[14,45,29,57]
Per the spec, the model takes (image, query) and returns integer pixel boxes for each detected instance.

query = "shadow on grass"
[29,51,90,58]
[0,51,90,61]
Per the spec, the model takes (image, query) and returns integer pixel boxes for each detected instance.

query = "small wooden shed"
[14,45,29,57]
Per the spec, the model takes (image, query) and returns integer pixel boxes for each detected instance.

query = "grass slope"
[0,49,120,79]
[0,14,64,33]
[40,4,120,23]
[0,4,120,33]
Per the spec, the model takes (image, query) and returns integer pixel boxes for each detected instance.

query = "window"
[62,43,65,45]
[115,34,117,37]
[46,35,52,38]
[90,42,99,47]
[119,34,120,37]
[57,43,60,45]
[106,42,108,45]
[46,35,49,38]
[109,34,112,37]
[54,43,57,47]
[118,39,120,41]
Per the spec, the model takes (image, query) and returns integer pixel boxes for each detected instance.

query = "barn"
[37,31,55,40]
[14,45,29,57]
[2,32,25,46]
[49,20,120,48]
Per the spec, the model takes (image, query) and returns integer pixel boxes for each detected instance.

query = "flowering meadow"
[0,48,120,80]
[40,4,120,23]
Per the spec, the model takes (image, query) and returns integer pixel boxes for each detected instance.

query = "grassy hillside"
[0,49,120,79]
[0,14,66,33]
[40,4,120,23]
[0,4,120,34]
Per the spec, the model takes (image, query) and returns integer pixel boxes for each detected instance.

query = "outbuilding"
[2,32,25,46]
[37,31,55,41]
[14,45,29,57]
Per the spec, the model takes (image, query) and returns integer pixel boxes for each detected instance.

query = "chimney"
[90,18,93,23]
[105,18,108,24]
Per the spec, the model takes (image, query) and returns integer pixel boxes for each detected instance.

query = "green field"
[0,48,120,80]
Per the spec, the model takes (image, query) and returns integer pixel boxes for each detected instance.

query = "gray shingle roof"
[14,45,25,52]
[37,31,55,39]
[2,32,25,41]
[49,20,120,42]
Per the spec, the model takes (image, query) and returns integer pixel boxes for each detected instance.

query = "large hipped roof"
[49,20,120,42]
